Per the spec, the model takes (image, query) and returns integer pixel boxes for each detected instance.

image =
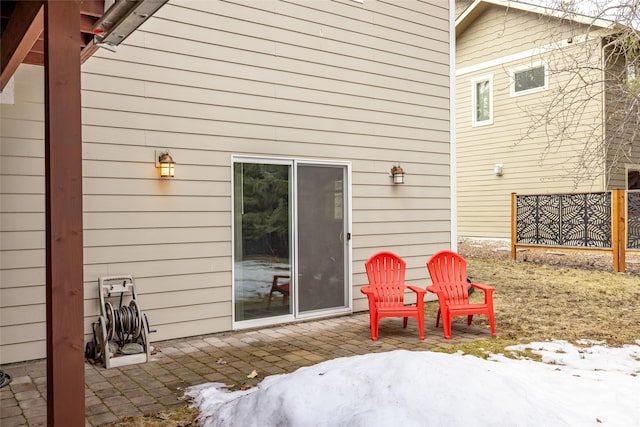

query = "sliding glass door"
[233,159,350,326]
[233,162,292,322]
[296,164,348,314]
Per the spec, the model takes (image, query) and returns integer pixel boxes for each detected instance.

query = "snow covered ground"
[188,340,640,427]
[234,259,290,303]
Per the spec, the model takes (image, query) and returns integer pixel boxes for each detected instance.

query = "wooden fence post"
[611,189,626,273]
[511,192,517,260]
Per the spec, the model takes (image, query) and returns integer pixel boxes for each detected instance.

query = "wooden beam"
[80,13,99,33]
[80,0,105,17]
[0,0,44,90]
[23,51,44,66]
[44,1,85,426]
[80,38,100,64]
[0,2,17,20]
[31,39,45,54]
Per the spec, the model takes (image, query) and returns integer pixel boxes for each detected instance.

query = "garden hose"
[0,370,12,388]
[104,300,143,347]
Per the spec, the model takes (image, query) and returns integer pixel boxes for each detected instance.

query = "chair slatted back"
[365,252,406,306]
[427,250,469,305]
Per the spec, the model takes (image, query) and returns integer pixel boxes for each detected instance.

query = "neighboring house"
[0,0,453,364]
[455,0,640,239]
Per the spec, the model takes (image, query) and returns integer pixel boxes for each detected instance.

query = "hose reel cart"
[91,275,152,369]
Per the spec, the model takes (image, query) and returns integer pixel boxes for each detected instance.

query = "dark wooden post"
[44,1,85,425]
[611,189,626,273]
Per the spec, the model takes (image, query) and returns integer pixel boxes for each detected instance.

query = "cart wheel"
[85,341,96,360]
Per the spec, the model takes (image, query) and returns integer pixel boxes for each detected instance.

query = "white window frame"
[510,62,548,97]
[628,62,637,82]
[471,74,493,127]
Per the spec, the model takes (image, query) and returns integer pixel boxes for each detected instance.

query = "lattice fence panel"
[516,192,611,248]
[628,191,640,249]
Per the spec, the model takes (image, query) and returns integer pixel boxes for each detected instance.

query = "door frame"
[231,156,352,330]
[293,159,353,320]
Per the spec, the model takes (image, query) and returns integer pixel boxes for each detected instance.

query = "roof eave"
[455,0,619,38]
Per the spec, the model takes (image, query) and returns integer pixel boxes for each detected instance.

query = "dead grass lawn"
[426,257,640,357]
[99,407,199,427]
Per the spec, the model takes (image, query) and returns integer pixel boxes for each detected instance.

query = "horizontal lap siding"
[457,6,591,69]
[0,0,450,363]
[456,4,605,239]
[0,65,46,363]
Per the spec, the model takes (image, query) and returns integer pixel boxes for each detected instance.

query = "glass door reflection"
[233,162,292,321]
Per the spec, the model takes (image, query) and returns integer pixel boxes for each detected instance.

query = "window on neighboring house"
[510,64,547,96]
[628,170,640,190]
[629,63,637,81]
[627,61,639,94]
[471,74,493,127]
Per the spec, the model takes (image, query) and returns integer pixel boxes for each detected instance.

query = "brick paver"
[0,312,491,426]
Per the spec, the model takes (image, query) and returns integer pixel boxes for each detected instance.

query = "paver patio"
[0,312,490,426]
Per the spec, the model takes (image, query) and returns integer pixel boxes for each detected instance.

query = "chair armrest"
[470,282,494,292]
[406,285,427,298]
[470,282,495,304]
[359,286,379,312]
[360,285,374,296]
[426,285,441,294]
[407,285,426,309]
[425,285,448,307]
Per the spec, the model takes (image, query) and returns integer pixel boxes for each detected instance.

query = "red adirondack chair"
[267,275,290,309]
[426,250,496,339]
[361,252,426,341]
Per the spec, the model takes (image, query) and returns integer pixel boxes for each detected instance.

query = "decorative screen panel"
[516,194,561,245]
[516,193,611,248]
[628,191,640,249]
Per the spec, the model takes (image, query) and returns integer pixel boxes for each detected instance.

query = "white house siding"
[456,6,593,70]
[456,4,606,239]
[0,0,451,364]
[0,65,46,364]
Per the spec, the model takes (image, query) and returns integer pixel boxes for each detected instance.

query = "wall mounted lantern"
[156,151,175,178]
[494,163,503,176]
[391,165,405,184]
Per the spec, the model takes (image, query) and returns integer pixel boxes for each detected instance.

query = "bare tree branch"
[516,0,640,188]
